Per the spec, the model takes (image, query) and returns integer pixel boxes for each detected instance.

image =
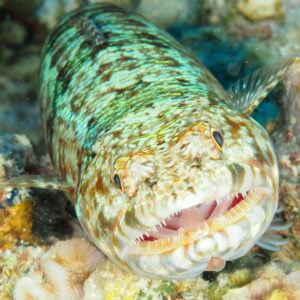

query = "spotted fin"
[73,16,107,47]
[227,57,300,115]
[0,175,74,195]
[256,205,291,251]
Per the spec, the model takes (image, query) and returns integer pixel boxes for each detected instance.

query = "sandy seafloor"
[0,0,300,299]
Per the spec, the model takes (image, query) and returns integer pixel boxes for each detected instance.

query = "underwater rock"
[35,0,81,29]
[272,66,300,254]
[223,263,300,299]
[136,0,200,29]
[0,19,27,47]
[83,256,300,299]
[0,244,48,299]
[0,134,35,249]
[191,0,300,54]
[33,0,199,29]
[0,134,36,176]
[0,14,43,145]
[3,0,42,15]
[237,0,283,21]
[0,54,40,144]
[13,238,104,300]
[0,133,77,248]
[83,260,145,300]
[0,201,34,251]
[83,259,209,299]
[31,189,77,243]
[0,134,36,205]
[6,54,40,82]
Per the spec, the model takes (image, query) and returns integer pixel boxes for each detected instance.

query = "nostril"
[145,178,157,188]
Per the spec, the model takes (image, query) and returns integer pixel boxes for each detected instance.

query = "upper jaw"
[113,163,274,256]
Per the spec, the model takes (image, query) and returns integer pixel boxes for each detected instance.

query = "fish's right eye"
[113,174,122,190]
[211,130,224,149]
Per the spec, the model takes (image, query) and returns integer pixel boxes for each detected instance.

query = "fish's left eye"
[212,130,223,148]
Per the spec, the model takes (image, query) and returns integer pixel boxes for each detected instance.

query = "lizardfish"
[1,4,299,279]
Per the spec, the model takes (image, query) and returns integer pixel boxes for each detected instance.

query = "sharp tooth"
[162,220,166,226]
[204,222,209,230]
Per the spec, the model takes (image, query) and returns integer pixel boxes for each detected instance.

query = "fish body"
[37,4,292,279]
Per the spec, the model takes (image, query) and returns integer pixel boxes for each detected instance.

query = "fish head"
[76,103,278,280]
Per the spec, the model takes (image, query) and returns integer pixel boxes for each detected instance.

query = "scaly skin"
[39,4,278,279]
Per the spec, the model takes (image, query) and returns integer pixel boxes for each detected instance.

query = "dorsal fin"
[226,57,300,115]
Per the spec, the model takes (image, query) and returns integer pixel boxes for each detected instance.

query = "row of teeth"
[134,190,250,243]
[133,234,184,246]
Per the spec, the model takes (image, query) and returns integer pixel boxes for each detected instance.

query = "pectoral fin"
[256,205,291,251]
[0,175,74,195]
[226,57,300,115]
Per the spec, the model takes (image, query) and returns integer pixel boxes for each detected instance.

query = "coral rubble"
[83,258,209,300]
[13,238,104,300]
[223,263,300,299]
[0,134,36,249]
[237,0,283,21]
[0,245,48,299]
[0,201,34,250]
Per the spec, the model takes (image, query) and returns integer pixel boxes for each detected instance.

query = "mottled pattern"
[40,4,278,279]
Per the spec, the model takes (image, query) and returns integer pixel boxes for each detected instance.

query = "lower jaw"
[119,197,276,280]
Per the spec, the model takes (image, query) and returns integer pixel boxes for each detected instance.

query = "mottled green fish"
[3,4,300,279]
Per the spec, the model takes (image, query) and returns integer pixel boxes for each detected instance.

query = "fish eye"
[212,130,223,148]
[113,174,122,190]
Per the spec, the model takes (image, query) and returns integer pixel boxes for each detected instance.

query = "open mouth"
[136,191,250,243]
